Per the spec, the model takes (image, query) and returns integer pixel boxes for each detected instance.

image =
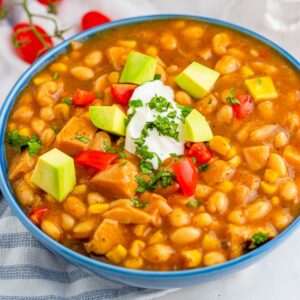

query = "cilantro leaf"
[104,144,126,159]
[129,99,143,108]
[131,197,149,208]
[251,232,270,246]
[154,74,161,80]
[198,164,209,172]
[62,98,73,105]
[148,95,173,112]
[7,130,42,156]
[52,72,59,80]
[75,134,90,144]
[177,104,192,121]
[226,87,240,106]
[186,200,203,207]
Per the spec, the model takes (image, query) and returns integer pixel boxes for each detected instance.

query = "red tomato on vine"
[81,11,111,31]
[12,23,53,64]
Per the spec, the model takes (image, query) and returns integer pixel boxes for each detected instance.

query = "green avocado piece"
[120,51,157,85]
[184,109,213,142]
[245,76,278,102]
[89,105,127,136]
[31,148,76,201]
[175,62,220,98]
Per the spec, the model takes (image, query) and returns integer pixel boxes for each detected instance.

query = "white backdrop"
[0,1,299,300]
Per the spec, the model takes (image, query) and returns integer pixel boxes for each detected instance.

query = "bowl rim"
[0,14,299,279]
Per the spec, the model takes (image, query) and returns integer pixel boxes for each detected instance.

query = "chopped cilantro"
[7,130,42,156]
[148,95,173,112]
[75,134,90,144]
[151,116,179,141]
[226,87,240,106]
[129,99,143,108]
[252,232,270,246]
[52,72,59,80]
[154,74,161,80]
[177,104,192,121]
[104,144,126,159]
[139,160,154,174]
[198,164,209,172]
[51,125,59,133]
[96,92,103,98]
[170,153,178,158]
[135,169,174,193]
[186,200,203,207]
[167,110,177,119]
[131,197,149,208]
[62,98,73,105]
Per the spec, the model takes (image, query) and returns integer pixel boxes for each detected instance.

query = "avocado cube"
[175,62,220,99]
[89,105,127,136]
[120,51,157,85]
[245,76,278,102]
[184,109,213,142]
[31,148,76,201]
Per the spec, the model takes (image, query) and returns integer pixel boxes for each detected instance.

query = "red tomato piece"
[260,49,269,59]
[72,89,96,106]
[110,84,137,106]
[173,158,198,197]
[75,150,118,170]
[38,0,61,4]
[81,11,111,31]
[29,207,48,225]
[185,142,212,165]
[12,23,53,64]
[232,94,254,119]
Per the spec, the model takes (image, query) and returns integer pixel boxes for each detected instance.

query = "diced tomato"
[232,94,254,119]
[110,84,137,106]
[29,207,48,225]
[12,23,53,64]
[260,49,269,59]
[75,150,118,170]
[81,11,111,31]
[72,89,96,106]
[38,0,61,4]
[185,142,212,165]
[173,158,198,197]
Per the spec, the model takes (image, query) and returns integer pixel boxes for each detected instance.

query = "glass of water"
[265,0,300,31]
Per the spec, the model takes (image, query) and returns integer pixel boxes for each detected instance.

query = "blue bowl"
[0,15,299,289]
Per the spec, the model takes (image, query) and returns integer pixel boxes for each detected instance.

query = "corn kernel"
[225,147,237,159]
[217,180,233,193]
[72,184,88,195]
[271,196,280,206]
[45,194,56,203]
[182,249,202,268]
[202,234,220,250]
[148,230,167,245]
[108,71,120,84]
[88,203,110,214]
[264,169,279,183]
[129,240,146,257]
[54,103,70,120]
[123,257,144,269]
[241,66,254,78]
[7,122,17,132]
[18,127,32,137]
[106,245,127,264]
[50,63,68,73]
[146,46,158,56]
[260,181,278,195]
[117,40,137,48]
[227,155,241,167]
[210,136,231,156]
[33,74,52,85]
[133,224,148,237]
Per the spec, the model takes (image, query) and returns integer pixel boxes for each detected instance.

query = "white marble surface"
[0,1,299,299]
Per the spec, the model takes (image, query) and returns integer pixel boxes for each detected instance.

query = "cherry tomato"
[72,89,96,106]
[38,0,61,4]
[232,94,254,119]
[29,207,48,225]
[81,11,111,31]
[110,84,137,106]
[12,23,53,64]
[75,150,118,170]
[173,158,198,197]
[185,142,212,165]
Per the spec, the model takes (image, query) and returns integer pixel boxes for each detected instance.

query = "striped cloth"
[0,197,176,299]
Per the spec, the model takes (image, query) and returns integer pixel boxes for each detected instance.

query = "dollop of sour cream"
[125,80,185,169]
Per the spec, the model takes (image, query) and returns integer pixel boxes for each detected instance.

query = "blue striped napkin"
[0,196,176,299]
